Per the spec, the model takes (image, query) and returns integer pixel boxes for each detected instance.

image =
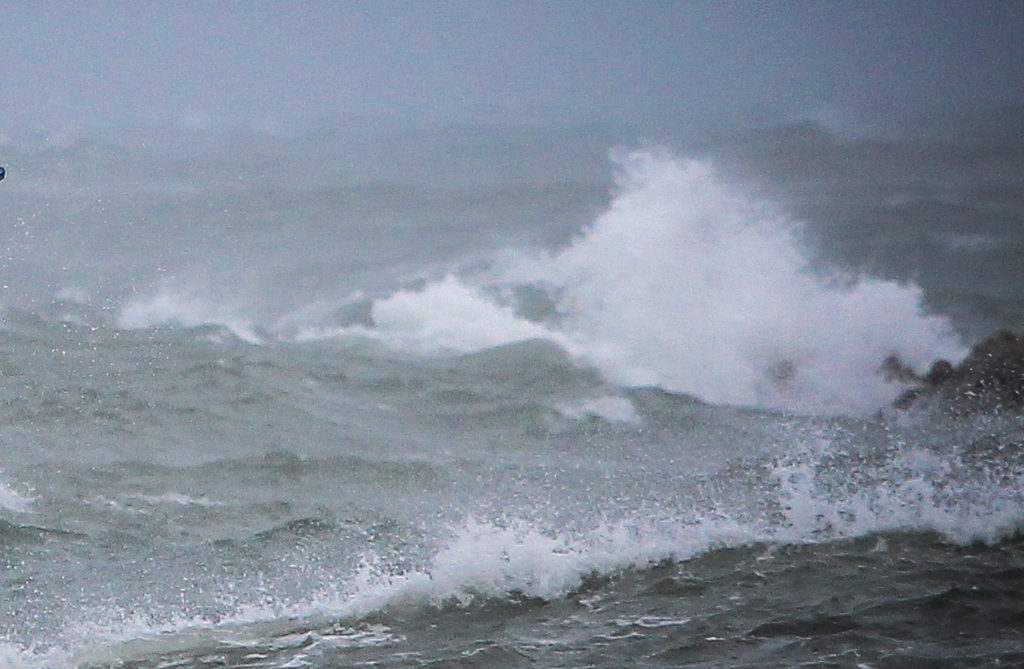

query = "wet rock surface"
[884,330,1024,414]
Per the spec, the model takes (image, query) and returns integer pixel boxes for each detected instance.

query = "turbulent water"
[1,117,1023,667]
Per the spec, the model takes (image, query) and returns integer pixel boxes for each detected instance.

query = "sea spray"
[518,151,967,412]
[112,147,964,414]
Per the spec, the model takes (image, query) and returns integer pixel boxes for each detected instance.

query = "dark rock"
[880,355,923,384]
[924,359,956,385]
[885,330,1024,415]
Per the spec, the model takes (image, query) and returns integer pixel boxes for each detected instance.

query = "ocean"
[1,116,1022,667]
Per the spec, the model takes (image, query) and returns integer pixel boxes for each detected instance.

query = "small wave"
[352,274,562,354]
[117,281,263,344]
[28,461,1024,669]
[54,517,757,669]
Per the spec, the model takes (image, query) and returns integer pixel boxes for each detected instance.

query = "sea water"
[0,118,1022,667]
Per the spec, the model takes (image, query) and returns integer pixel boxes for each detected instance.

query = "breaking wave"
[116,149,964,413]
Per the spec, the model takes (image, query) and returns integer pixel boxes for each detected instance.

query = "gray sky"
[2,1,1022,133]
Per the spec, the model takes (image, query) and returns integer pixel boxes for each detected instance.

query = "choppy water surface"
[1,119,1022,667]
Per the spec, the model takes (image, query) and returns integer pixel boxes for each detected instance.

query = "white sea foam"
[95,492,226,513]
[128,492,224,507]
[0,477,34,514]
